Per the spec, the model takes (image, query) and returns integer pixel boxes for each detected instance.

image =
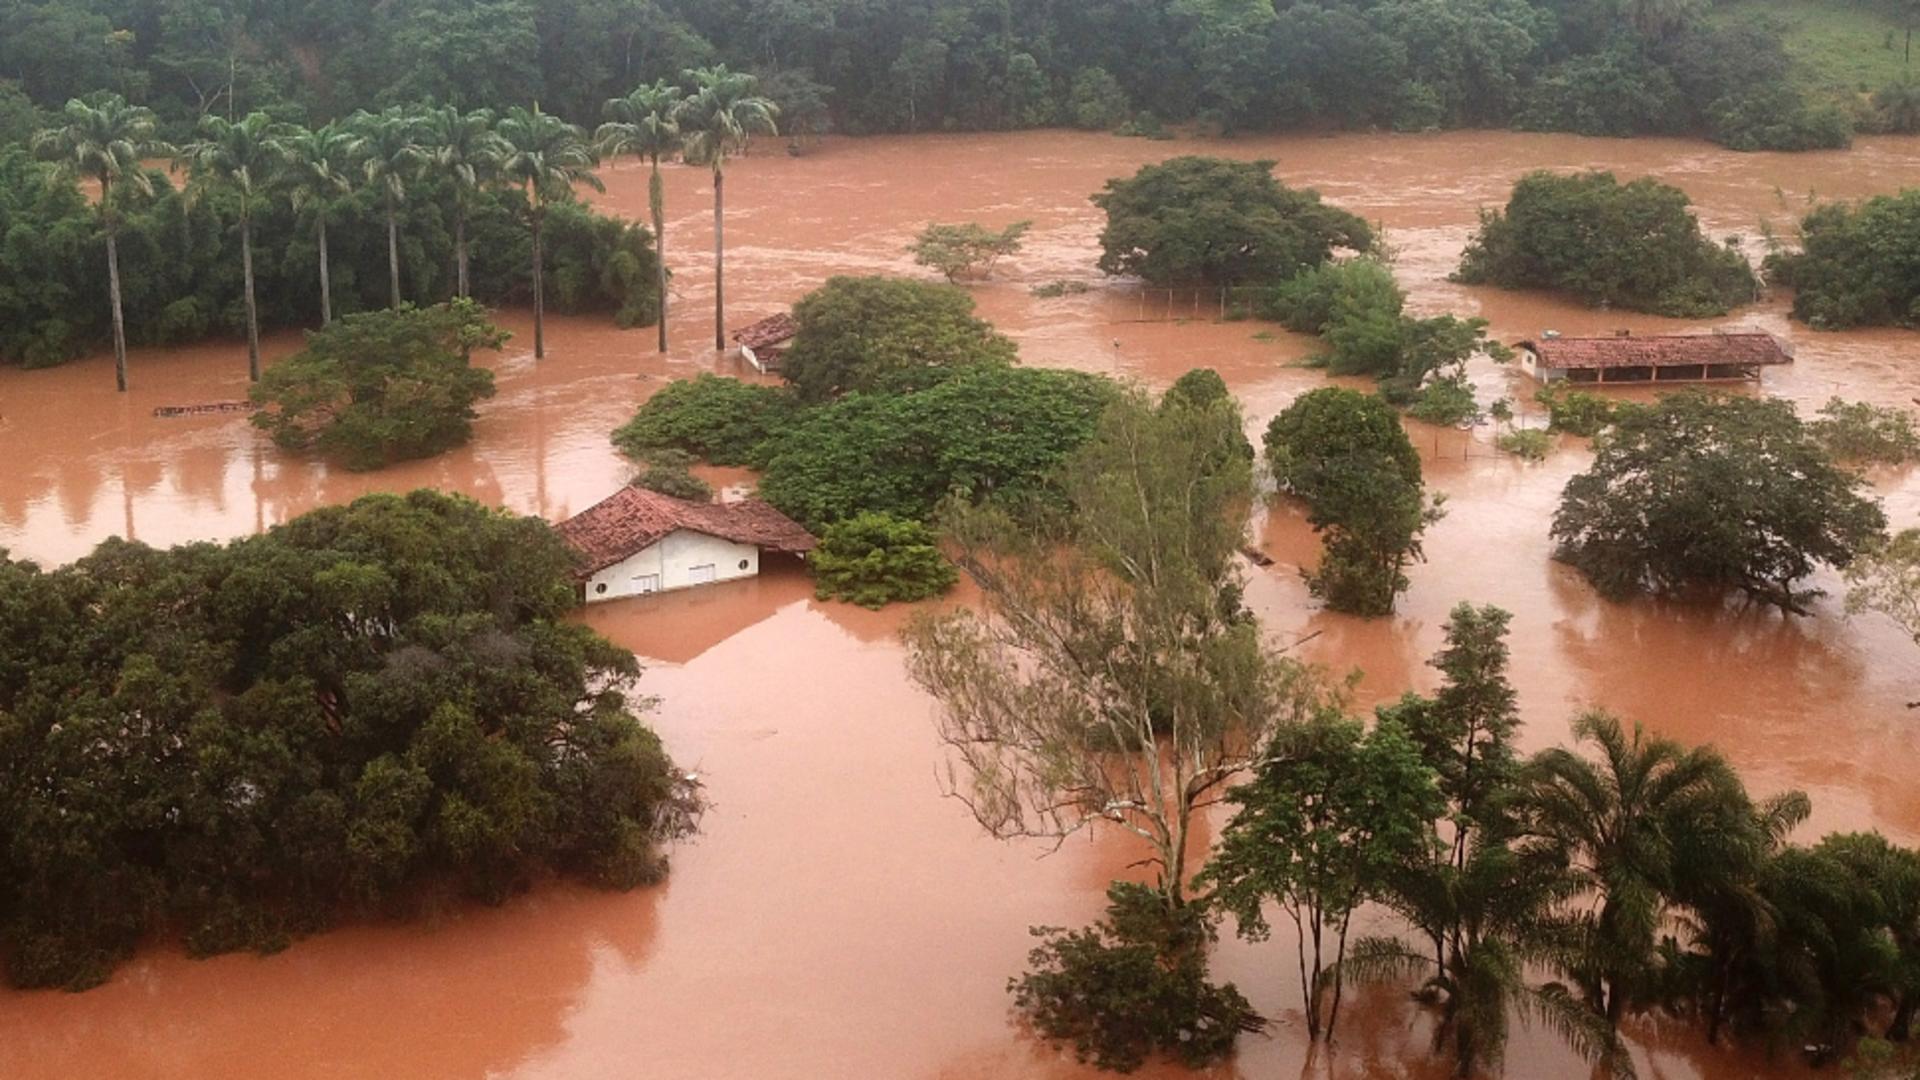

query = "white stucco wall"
[583,529,761,602]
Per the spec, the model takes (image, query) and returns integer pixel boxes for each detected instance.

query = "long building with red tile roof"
[1516,331,1792,384]
[557,486,815,601]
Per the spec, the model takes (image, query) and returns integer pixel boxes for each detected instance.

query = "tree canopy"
[1551,394,1887,613]
[1093,157,1372,287]
[249,300,506,470]
[0,491,688,990]
[1767,189,1920,330]
[779,275,1017,403]
[1456,170,1758,317]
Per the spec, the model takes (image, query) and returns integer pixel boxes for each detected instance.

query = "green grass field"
[1717,0,1914,97]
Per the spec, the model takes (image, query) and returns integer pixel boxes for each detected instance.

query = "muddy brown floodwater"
[2,129,1919,1080]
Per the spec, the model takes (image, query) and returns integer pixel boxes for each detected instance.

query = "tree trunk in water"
[105,206,128,393]
[386,192,401,308]
[713,164,726,351]
[318,219,333,326]
[532,208,545,359]
[242,209,260,381]
[455,206,469,299]
[652,159,667,353]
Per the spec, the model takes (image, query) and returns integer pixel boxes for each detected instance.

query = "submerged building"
[557,486,816,602]
[1515,331,1793,385]
[731,312,799,374]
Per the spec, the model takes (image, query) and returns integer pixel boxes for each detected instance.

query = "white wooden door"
[688,564,716,585]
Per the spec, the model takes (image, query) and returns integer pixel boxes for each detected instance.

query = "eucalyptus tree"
[675,66,778,350]
[29,94,169,391]
[598,80,681,353]
[349,106,427,308]
[272,122,359,326]
[178,111,284,381]
[496,107,603,359]
[419,105,506,299]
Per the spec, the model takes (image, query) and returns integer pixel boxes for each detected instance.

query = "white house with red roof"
[556,486,817,602]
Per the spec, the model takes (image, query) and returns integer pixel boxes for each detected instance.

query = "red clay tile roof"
[1519,332,1792,371]
[731,312,799,351]
[556,486,816,576]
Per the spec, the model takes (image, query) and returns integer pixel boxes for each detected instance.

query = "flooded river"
[2,129,1918,1079]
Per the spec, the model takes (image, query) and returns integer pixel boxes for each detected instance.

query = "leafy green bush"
[1456,170,1759,317]
[812,513,957,608]
[1496,428,1552,461]
[909,221,1030,282]
[1536,387,1623,437]
[1067,67,1132,130]
[1766,191,1920,329]
[1406,376,1481,427]
[612,374,800,467]
[758,365,1117,530]
[1810,398,1920,465]
[1707,86,1852,153]
[0,491,685,989]
[1516,45,1682,138]
[780,276,1017,402]
[249,300,504,471]
[1010,882,1262,1073]
[1262,258,1405,337]
[1094,157,1372,286]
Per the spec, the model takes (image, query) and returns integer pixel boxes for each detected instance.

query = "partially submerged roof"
[556,486,817,576]
[1518,332,1792,371]
[731,312,799,351]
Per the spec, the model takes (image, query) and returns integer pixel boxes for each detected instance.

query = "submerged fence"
[1114,286,1271,323]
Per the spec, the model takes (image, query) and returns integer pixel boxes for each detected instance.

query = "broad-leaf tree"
[29,94,169,391]
[496,107,603,360]
[676,65,778,350]
[598,80,681,353]
[178,110,283,381]
[779,275,1017,402]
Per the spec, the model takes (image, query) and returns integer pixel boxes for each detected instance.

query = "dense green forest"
[0,0,1912,151]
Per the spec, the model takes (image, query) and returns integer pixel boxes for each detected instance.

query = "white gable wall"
[584,528,762,602]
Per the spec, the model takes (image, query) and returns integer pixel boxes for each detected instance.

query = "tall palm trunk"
[385,189,402,307]
[317,217,333,326]
[241,205,260,381]
[712,163,725,351]
[102,175,128,393]
[651,156,667,353]
[455,199,470,298]
[532,203,546,359]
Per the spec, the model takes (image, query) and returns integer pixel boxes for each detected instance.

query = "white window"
[688,564,716,585]
[633,574,661,594]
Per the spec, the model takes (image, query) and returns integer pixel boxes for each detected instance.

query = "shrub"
[1707,86,1852,153]
[1068,67,1132,130]
[780,276,1017,402]
[249,300,504,471]
[1765,191,1920,330]
[1536,387,1623,437]
[1496,428,1552,461]
[812,513,958,608]
[1093,157,1372,287]
[1810,398,1920,465]
[1456,170,1759,317]
[1010,882,1262,1073]
[1552,394,1887,612]
[1406,376,1480,427]
[612,374,800,467]
[1515,46,1682,138]
[630,448,715,502]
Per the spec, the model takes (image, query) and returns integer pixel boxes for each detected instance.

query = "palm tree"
[30,95,169,392]
[675,66,778,351]
[1346,841,1629,1079]
[178,111,283,381]
[1521,711,1755,1035]
[273,123,360,327]
[349,106,427,308]
[598,80,681,353]
[495,107,603,360]
[419,106,506,299]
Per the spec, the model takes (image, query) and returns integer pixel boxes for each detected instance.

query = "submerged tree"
[30,94,169,391]
[904,389,1316,915]
[676,66,778,351]
[178,111,282,381]
[496,107,602,360]
[598,80,682,353]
